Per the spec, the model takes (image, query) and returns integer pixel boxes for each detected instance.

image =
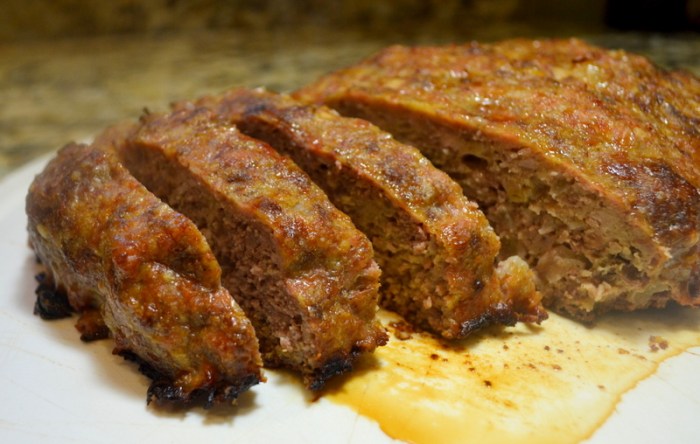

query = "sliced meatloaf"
[26,127,263,407]
[120,107,387,389]
[295,38,700,320]
[185,88,546,339]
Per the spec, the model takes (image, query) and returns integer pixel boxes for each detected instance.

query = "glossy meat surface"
[26,131,263,407]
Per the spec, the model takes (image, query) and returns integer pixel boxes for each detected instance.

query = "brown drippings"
[648,335,669,352]
[324,308,700,444]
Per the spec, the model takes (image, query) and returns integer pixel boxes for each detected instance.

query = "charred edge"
[688,266,700,300]
[79,325,111,342]
[33,272,73,320]
[458,305,520,337]
[147,374,260,409]
[307,348,362,391]
[120,351,259,409]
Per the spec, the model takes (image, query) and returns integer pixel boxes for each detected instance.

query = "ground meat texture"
[120,107,386,389]
[25,130,263,408]
[184,88,546,339]
[295,38,700,321]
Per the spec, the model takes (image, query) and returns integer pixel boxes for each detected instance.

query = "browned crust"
[26,134,263,407]
[295,38,700,319]
[182,87,546,339]
[120,106,387,389]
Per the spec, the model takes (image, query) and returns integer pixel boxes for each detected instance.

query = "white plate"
[1,157,698,444]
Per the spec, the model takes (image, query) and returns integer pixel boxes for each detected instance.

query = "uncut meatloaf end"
[120,107,387,390]
[184,87,546,339]
[26,127,263,408]
[295,38,700,321]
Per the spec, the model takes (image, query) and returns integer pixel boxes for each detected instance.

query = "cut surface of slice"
[121,107,386,389]
[187,87,546,338]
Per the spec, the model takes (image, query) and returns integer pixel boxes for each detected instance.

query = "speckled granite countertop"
[1,27,699,179]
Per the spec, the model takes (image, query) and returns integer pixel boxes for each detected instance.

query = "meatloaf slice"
[295,38,700,321]
[26,128,263,408]
[186,88,546,339]
[120,107,386,390]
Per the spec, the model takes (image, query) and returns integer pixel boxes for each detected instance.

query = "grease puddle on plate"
[323,307,700,444]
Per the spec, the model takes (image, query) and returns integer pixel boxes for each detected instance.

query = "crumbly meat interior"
[325,100,695,320]
[280,145,545,335]
[120,108,386,389]
[189,88,546,338]
[132,150,296,360]
[246,123,505,337]
[294,38,700,320]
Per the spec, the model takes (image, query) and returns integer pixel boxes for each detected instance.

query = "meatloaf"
[295,38,700,320]
[120,107,387,389]
[26,127,263,407]
[186,88,546,339]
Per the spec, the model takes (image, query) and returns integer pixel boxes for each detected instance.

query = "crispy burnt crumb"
[389,320,415,340]
[648,335,669,352]
[307,350,360,391]
[76,311,110,342]
[459,308,520,337]
[33,272,72,320]
[147,378,259,410]
[483,380,493,387]
[120,351,259,409]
